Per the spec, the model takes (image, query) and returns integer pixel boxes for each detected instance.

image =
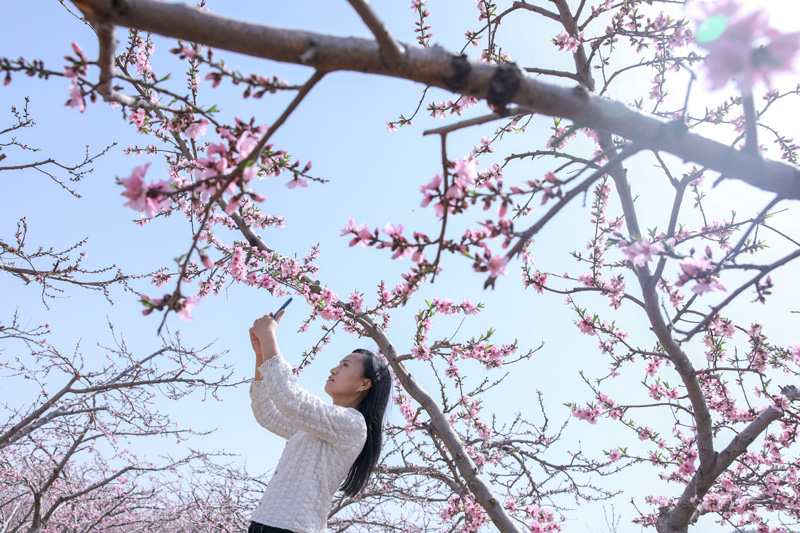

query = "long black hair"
[340,348,391,497]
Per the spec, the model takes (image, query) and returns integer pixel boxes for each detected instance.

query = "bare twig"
[682,248,800,341]
[423,107,531,136]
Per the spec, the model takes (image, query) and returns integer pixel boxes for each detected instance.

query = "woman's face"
[325,352,371,407]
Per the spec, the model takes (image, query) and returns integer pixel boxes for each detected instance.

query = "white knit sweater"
[249,354,367,533]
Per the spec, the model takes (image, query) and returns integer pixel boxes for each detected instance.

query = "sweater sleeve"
[258,355,366,447]
[249,379,299,440]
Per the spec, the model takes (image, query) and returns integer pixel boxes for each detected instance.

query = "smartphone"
[274,297,293,316]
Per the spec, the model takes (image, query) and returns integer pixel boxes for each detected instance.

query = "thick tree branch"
[552,0,594,90]
[742,94,758,155]
[69,0,800,200]
[346,0,405,68]
[93,19,139,107]
[665,387,800,531]
[561,19,718,532]
[612,148,716,532]
[355,316,522,532]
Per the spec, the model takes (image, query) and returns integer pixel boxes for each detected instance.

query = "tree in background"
[2,0,800,531]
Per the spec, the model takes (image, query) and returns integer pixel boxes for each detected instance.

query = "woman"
[247,309,391,533]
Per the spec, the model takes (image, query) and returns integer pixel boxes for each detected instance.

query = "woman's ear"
[358,379,372,392]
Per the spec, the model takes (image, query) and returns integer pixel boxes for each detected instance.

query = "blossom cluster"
[64,42,88,113]
[675,247,726,295]
[439,493,487,531]
[411,0,432,46]
[340,157,583,284]
[553,31,584,53]
[427,96,480,119]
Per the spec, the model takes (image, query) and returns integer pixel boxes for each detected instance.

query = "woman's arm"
[248,314,298,439]
[252,311,282,375]
[250,381,298,439]
[256,356,366,447]
[251,312,366,447]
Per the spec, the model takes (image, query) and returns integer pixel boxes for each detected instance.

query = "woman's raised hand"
[252,309,284,341]
[252,310,284,368]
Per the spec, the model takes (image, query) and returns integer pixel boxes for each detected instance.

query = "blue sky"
[3,1,800,531]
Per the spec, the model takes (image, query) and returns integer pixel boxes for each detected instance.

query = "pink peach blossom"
[184,118,209,140]
[487,255,508,277]
[285,177,309,189]
[67,80,85,113]
[235,131,259,158]
[120,163,172,218]
[621,238,664,267]
[693,0,800,94]
[178,295,199,320]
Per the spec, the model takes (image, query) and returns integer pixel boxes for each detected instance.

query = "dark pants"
[247,522,295,533]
